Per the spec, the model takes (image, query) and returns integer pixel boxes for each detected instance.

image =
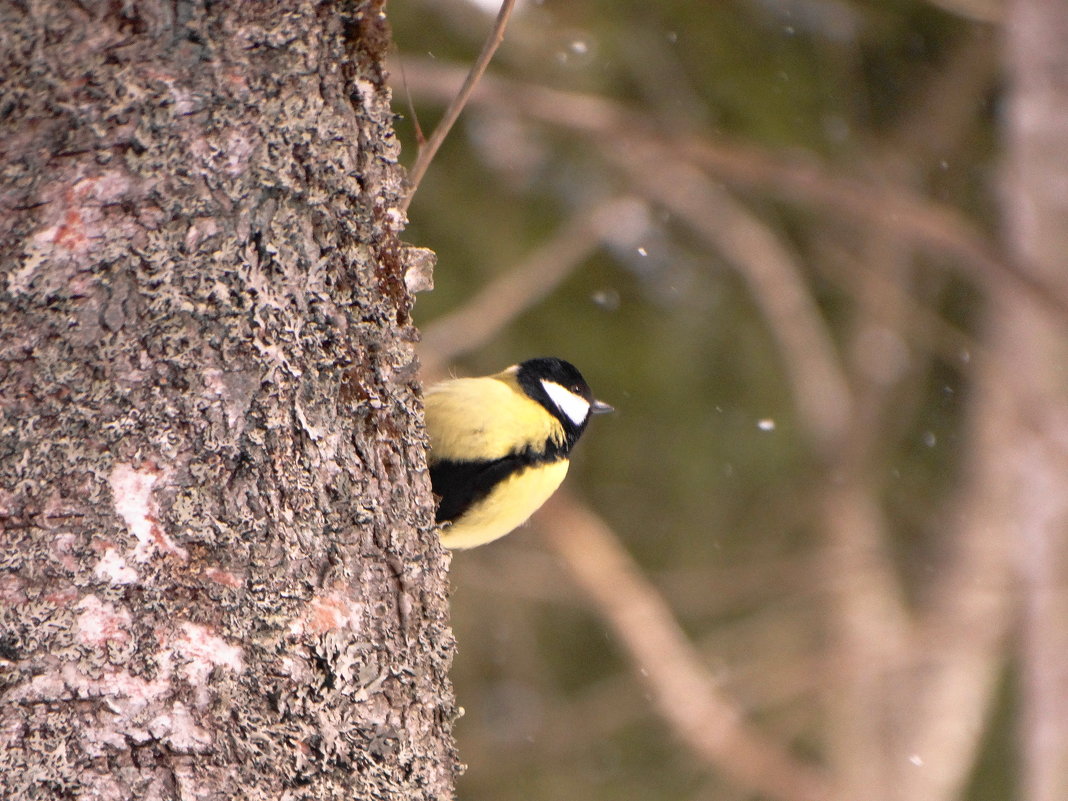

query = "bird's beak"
[591,399,614,414]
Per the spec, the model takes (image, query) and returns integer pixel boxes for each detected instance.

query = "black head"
[515,357,613,451]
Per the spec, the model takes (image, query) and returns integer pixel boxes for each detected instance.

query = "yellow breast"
[438,460,570,549]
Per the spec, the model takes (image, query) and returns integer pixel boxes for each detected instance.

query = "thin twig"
[401,0,517,214]
[419,196,647,378]
[394,57,1068,322]
[394,53,426,147]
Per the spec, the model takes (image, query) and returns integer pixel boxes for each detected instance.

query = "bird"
[424,357,613,549]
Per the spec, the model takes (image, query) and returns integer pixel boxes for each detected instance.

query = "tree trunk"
[0,2,456,799]
[1004,2,1068,800]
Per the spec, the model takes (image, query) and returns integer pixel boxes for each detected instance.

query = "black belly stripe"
[430,440,567,524]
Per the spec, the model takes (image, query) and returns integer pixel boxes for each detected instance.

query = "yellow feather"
[438,460,569,548]
[424,369,565,462]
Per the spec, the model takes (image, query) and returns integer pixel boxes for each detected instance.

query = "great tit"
[425,357,613,549]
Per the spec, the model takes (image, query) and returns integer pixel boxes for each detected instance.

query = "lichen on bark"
[0,1,456,799]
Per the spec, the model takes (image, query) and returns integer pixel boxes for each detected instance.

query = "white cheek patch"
[541,380,591,426]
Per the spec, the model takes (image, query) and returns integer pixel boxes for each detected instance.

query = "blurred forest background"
[390,1,1067,800]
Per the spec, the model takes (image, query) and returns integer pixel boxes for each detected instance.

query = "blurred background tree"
[391,1,1068,800]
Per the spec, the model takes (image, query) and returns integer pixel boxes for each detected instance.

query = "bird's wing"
[429,453,527,523]
[424,376,560,462]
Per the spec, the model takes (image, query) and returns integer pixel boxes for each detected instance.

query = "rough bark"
[0,2,456,799]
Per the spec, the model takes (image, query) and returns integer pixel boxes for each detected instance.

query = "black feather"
[515,357,595,449]
[430,440,567,523]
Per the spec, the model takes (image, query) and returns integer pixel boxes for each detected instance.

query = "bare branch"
[604,139,852,454]
[538,490,835,801]
[395,57,1068,321]
[419,196,648,378]
[401,0,517,213]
